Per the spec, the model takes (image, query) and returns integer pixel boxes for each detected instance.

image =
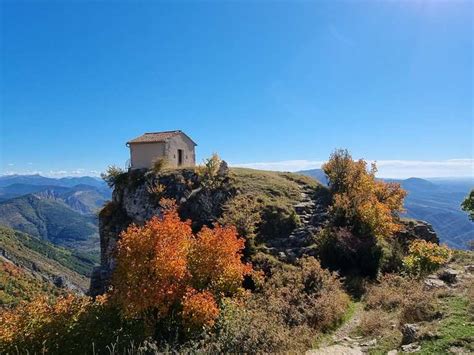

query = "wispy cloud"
[231,159,474,179]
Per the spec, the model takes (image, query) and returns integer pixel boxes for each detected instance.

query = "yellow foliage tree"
[323,149,406,238]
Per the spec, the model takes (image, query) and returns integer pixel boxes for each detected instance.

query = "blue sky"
[1,0,472,178]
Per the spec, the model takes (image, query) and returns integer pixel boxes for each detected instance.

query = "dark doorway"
[178,149,184,166]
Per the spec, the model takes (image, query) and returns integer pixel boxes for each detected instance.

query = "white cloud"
[231,159,474,179]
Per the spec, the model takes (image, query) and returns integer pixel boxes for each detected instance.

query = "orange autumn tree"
[111,199,252,330]
[323,149,406,238]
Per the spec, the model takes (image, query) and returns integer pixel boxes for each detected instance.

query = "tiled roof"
[127,130,197,145]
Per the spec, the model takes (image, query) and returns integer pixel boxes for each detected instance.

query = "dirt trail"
[308,303,366,355]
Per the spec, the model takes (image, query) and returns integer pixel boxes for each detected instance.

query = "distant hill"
[0,183,110,214]
[298,169,328,185]
[0,194,99,252]
[0,174,106,189]
[299,169,473,249]
[0,226,96,304]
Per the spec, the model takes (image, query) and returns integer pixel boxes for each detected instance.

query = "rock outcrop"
[89,167,234,295]
[396,219,439,245]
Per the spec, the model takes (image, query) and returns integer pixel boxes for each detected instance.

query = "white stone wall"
[166,134,196,167]
[129,142,166,169]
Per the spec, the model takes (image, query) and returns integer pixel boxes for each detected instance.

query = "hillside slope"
[0,195,99,252]
[0,226,95,304]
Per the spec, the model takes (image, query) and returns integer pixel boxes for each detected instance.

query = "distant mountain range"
[0,175,111,253]
[0,174,106,189]
[299,169,473,249]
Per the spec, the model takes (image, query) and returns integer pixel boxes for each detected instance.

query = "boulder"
[401,323,419,345]
[401,343,421,353]
[397,220,439,245]
[464,264,474,273]
[438,268,460,284]
[424,277,446,289]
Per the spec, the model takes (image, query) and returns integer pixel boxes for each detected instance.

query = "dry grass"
[359,309,393,337]
[365,273,439,323]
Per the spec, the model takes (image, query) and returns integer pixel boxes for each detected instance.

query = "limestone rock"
[360,339,377,347]
[401,343,421,353]
[306,345,363,355]
[464,264,474,273]
[438,268,460,284]
[424,277,446,289]
[397,220,439,245]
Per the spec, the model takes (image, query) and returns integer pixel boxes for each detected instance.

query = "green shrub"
[196,153,226,189]
[101,165,126,188]
[316,227,382,277]
[259,203,300,241]
[219,194,262,256]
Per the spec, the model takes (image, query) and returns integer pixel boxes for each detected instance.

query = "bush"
[203,298,313,353]
[260,257,350,332]
[403,240,451,277]
[316,227,382,277]
[259,203,300,241]
[146,180,166,202]
[359,309,392,337]
[365,274,439,323]
[219,194,262,239]
[219,194,262,256]
[151,158,169,175]
[322,149,406,238]
[196,153,226,189]
[365,274,407,311]
[0,294,144,354]
[399,287,440,323]
[184,257,349,353]
[111,200,252,334]
[101,165,126,188]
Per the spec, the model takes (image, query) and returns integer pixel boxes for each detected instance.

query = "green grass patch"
[418,295,474,354]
